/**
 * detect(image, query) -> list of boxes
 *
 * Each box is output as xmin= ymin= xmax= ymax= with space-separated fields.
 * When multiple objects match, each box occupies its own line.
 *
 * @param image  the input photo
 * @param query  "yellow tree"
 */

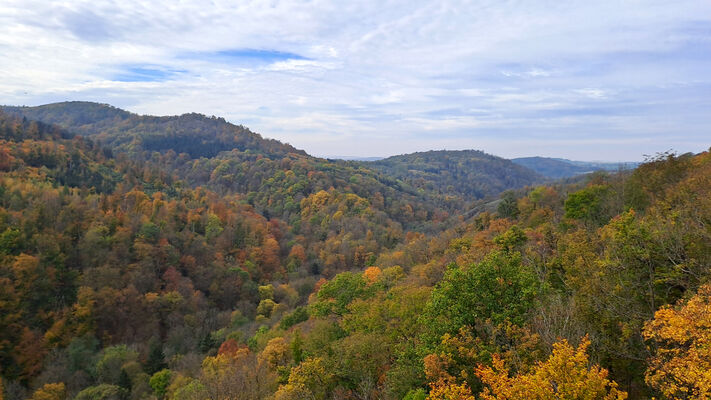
xmin=31 ymin=383 xmax=66 ymax=400
xmin=643 ymin=284 xmax=711 ymax=399
xmin=274 ymin=357 xmax=334 ymax=400
xmin=363 ymin=266 xmax=381 ymax=285
xmin=200 ymin=345 xmax=277 ymax=400
xmin=475 ymin=337 xmax=627 ymax=400
xmin=427 ymin=380 xmax=476 ymax=400
xmin=259 ymin=337 xmax=290 ymax=370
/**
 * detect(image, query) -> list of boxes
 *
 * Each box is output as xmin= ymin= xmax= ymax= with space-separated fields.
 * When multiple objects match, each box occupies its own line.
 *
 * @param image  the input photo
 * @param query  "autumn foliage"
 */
xmin=643 ymin=284 xmax=711 ymax=399
xmin=475 ymin=337 xmax=627 ymax=400
xmin=0 ymin=105 xmax=710 ymax=400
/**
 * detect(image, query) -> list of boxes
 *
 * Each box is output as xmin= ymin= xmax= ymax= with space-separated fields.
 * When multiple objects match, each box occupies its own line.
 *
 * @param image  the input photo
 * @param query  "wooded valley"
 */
xmin=0 ymin=102 xmax=709 ymax=399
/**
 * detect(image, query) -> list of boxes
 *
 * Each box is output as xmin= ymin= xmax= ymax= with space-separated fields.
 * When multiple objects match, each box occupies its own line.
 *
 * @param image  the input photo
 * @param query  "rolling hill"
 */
xmin=2 ymin=103 xmax=548 ymax=220
xmin=366 ymin=150 xmax=544 ymax=199
xmin=1 ymin=101 xmax=709 ymax=400
xmin=512 ymin=156 xmax=638 ymax=179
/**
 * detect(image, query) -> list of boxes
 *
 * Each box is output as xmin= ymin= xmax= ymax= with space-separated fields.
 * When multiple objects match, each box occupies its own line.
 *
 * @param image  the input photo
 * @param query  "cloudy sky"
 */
xmin=1 ymin=1 xmax=709 ymax=161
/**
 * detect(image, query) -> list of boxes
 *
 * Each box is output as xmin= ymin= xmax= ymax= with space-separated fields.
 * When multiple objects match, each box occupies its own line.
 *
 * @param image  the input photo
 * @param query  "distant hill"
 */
xmin=512 ymin=156 xmax=639 ymax=179
xmin=2 ymin=103 xmax=550 ymax=209
xmin=365 ymin=150 xmax=544 ymax=199
xmin=0 ymin=102 xmax=461 ymax=230
xmin=325 ymin=155 xmax=385 ymax=161
xmin=1 ymin=101 xmax=303 ymax=159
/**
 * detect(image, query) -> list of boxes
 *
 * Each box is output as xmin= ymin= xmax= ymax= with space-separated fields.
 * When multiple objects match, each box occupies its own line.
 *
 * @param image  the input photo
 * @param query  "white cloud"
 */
xmin=265 ymin=59 xmax=339 ymax=72
xmin=0 ymin=0 xmax=709 ymax=161
xmin=575 ymin=88 xmax=607 ymax=99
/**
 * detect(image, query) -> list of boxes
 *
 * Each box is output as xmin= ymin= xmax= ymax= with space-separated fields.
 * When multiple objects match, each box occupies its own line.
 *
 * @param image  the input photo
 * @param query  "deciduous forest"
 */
xmin=0 ymin=102 xmax=709 ymax=399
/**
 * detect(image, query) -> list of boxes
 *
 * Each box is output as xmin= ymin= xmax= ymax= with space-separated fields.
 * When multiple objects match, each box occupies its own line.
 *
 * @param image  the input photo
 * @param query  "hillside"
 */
xmin=225 ymin=148 xmax=711 ymax=399
xmin=0 ymin=109 xmax=433 ymax=393
xmin=1 ymin=103 xmax=549 ymax=228
xmin=3 ymin=106 xmax=707 ymax=399
xmin=0 ymin=103 xmax=454 ymax=228
xmin=512 ymin=156 xmax=638 ymax=179
xmin=1 ymin=102 xmax=303 ymax=159
xmin=3 ymin=103 xmax=705 ymax=400
xmin=366 ymin=150 xmax=543 ymax=199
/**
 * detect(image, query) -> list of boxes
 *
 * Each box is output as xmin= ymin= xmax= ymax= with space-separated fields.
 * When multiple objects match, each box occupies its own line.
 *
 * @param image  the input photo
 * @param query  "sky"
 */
xmin=1 ymin=1 xmax=710 ymax=161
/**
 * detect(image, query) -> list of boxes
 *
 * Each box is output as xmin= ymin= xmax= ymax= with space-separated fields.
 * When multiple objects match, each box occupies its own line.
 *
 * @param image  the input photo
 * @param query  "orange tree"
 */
xmin=475 ymin=337 xmax=627 ymax=400
xmin=643 ymin=284 xmax=711 ymax=399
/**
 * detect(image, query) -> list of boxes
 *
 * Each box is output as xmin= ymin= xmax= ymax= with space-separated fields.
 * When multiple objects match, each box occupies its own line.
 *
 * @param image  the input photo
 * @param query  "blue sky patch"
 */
xmin=216 ymin=49 xmax=307 ymax=61
xmin=182 ymin=49 xmax=309 ymax=65
xmin=113 ymin=67 xmax=184 ymax=82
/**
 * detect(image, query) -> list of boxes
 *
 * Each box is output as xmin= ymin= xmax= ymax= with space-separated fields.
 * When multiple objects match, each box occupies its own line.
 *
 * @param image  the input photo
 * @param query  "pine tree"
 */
xmin=144 ymin=340 xmax=166 ymax=375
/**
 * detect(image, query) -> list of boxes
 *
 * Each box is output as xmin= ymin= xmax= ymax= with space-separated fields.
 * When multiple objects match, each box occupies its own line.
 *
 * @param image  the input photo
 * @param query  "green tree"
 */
xmin=74 ymin=384 xmax=125 ymax=400
xmin=422 ymin=251 xmax=539 ymax=346
xmin=311 ymin=272 xmax=372 ymax=317
xmin=149 ymin=369 xmax=172 ymax=399
xmin=144 ymin=340 xmax=166 ymax=375
xmin=493 ymin=225 xmax=527 ymax=253
xmin=96 ymin=345 xmax=138 ymax=385
xmin=498 ymin=191 xmax=520 ymax=219
xmin=564 ymin=185 xmax=610 ymax=225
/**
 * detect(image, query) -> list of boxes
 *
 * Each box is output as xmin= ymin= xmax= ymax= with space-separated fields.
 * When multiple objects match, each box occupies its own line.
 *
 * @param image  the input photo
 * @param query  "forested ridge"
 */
xmin=1 ymin=102 xmax=500 ymax=226
xmin=511 ymin=157 xmax=639 ymax=179
xmin=1 ymin=102 xmax=302 ymax=159
xmin=362 ymin=150 xmax=543 ymax=198
xmin=0 ymin=103 xmax=710 ymax=400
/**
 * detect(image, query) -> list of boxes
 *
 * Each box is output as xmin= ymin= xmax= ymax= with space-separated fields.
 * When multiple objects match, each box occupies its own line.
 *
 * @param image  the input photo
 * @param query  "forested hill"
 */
xmin=0 ymin=103 xmax=550 ymax=225
xmin=0 ymin=103 xmax=451 ymax=228
xmin=2 ymin=102 xmax=711 ymax=399
xmin=1 ymin=102 xmax=304 ymax=159
xmin=512 ymin=156 xmax=639 ymax=179
xmin=365 ymin=150 xmax=543 ymax=198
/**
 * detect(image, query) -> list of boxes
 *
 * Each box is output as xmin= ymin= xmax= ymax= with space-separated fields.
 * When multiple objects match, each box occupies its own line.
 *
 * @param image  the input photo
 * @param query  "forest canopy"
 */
xmin=0 ymin=103 xmax=709 ymax=400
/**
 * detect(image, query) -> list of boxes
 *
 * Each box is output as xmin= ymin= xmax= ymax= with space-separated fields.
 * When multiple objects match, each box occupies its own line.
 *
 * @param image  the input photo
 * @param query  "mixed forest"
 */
xmin=0 ymin=102 xmax=709 ymax=400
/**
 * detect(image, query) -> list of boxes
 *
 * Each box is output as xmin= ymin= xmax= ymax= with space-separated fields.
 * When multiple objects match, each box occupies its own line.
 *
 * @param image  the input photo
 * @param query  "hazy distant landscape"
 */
xmin=1 ymin=2 xmax=710 ymax=400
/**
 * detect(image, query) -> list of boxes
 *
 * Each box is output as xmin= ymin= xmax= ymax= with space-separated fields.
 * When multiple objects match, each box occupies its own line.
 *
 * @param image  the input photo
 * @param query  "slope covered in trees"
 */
xmin=1 ymin=102 xmax=710 ymax=400
xmin=512 ymin=156 xmax=639 ymax=179
xmin=365 ymin=150 xmax=543 ymax=199
xmin=1 ymin=103 xmax=459 ymax=231
xmin=1 ymin=103 xmax=550 ymax=229
xmin=244 ymin=149 xmax=709 ymax=399
xmin=0 ymin=109 xmax=430 ymax=398
xmin=1 ymin=102 xmax=302 ymax=159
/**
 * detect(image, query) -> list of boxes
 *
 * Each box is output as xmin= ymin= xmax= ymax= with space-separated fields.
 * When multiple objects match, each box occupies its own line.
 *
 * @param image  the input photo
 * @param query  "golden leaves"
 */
xmin=643 ymin=284 xmax=711 ymax=399
xmin=475 ymin=337 xmax=627 ymax=400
